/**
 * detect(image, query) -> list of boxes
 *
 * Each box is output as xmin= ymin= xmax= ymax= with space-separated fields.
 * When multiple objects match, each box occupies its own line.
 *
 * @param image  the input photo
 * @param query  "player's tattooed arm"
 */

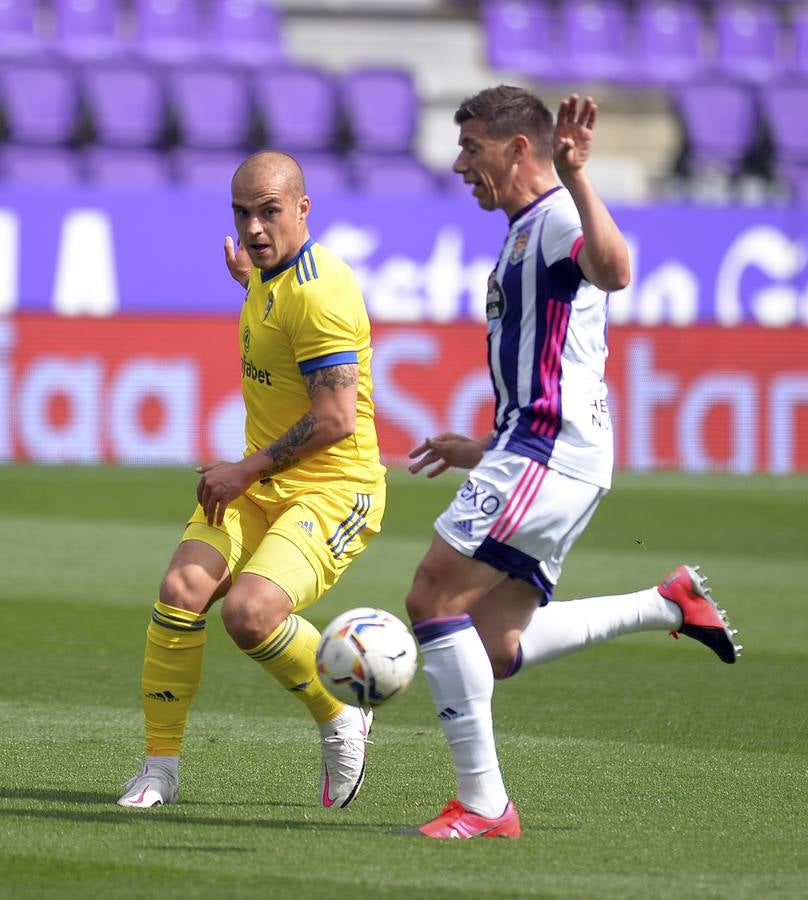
xmin=259 ymin=411 xmax=316 ymax=480
xmin=304 ymin=363 xmax=359 ymax=393
xmin=258 ymin=363 xmax=359 ymax=480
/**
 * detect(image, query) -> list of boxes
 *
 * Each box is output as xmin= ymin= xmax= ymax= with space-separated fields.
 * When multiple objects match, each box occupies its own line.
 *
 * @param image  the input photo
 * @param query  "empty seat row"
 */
xmin=0 ymin=0 xmax=285 ymax=68
xmin=0 ymin=61 xmax=420 ymax=157
xmin=484 ymin=0 xmax=808 ymax=86
xmin=674 ymin=80 xmax=808 ymax=200
xmin=0 ymin=144 xmax=442 ymax=194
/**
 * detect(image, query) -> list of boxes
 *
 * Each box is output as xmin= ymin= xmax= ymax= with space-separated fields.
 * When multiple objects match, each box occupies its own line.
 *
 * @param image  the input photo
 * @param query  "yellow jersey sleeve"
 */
xmin=281 ymin=259 xmax=365 ymax=370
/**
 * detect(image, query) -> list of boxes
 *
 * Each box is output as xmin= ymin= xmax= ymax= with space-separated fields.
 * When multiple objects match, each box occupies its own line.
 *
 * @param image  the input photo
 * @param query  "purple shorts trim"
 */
xmin=473 ymin=537 xmax=554 ymax=603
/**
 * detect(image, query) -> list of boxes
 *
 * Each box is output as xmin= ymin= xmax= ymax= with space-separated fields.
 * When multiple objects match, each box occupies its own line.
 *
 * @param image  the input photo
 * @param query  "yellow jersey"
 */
xmin=239 ymin=238 xmax=385 ymax=491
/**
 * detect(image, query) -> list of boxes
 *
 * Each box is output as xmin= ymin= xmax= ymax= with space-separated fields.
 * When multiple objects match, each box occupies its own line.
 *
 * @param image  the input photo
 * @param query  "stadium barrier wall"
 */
xmin=3 ymin=316 xmax=807 ymax=473
xmin=2 ymin=190 xmax=808 ymax=326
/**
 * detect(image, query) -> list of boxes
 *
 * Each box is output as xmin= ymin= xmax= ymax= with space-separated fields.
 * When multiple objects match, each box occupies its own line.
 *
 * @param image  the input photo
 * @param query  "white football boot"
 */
xmin=117 ymin=757 xmax=179 ymax=808
xmin=319 ymin=706 xmax=373 ymax=808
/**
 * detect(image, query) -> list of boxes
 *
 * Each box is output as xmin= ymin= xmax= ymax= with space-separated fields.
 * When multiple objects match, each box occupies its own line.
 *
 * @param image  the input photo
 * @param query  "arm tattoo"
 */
xmin=258 ymin=364 xmax=357 ymax=482
xmin=304 ymin=363 xmax=358 ymax=395
xmin=260 ymin=410 xmax=316 ymax=480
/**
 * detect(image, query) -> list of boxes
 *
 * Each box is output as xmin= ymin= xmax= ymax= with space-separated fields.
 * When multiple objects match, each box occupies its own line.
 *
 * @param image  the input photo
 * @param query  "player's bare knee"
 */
xmin=159 ymin=567 xmax=209 ymax=613
xmin=221 ymin=589 xmax=285 ymax=649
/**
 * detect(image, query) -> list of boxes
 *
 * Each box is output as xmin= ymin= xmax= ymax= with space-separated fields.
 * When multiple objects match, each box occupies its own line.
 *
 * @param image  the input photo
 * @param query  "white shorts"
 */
xmin=434 ymin=450 xmax=607 ymax=602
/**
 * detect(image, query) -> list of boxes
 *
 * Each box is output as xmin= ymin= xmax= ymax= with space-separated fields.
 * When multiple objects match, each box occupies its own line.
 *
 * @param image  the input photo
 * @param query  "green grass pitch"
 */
xmin=1 ymin=464 xmax=807 ymax=899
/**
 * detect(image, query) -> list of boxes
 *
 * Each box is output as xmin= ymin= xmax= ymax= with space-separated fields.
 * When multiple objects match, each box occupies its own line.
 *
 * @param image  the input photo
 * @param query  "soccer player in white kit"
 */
xmin=405 ymin=87 xmax=742 ymax=839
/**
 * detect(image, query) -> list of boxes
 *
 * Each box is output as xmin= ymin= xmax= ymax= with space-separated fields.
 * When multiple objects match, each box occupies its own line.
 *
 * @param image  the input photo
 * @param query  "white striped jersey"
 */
xmin=486 ymin=186 xmax=614 ymax=489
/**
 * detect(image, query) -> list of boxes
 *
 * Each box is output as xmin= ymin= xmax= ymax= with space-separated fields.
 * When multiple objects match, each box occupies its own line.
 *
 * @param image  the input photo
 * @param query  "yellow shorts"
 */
xmin=182 ymin=477 xmax=386 ymax=612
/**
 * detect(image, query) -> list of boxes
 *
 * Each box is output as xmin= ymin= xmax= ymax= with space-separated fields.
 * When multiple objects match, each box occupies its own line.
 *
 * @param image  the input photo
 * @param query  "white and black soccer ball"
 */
xmin=316 ymin=607 xmax=418 ymax=708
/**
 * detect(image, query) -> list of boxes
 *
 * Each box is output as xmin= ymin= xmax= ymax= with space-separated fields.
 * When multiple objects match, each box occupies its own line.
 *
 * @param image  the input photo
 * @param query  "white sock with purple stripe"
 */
xmin=515 ymin=587 xmax=681 ymax=670
xmin=413 ymin=614 xmax=509 ymax=819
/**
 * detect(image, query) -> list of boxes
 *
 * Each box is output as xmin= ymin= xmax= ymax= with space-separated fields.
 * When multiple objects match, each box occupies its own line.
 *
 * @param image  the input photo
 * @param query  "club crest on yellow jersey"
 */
xmin=263 ymin=291 xmax=274 ymax=321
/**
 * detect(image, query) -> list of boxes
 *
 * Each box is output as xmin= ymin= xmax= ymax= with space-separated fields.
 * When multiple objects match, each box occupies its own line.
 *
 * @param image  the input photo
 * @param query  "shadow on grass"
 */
xmin=0 ymin=787 xmax=398 ymax=830
xmin=0 ymin=787 xmax=307 ymax=809
xmin=0 ymin=788 xmax=582 ymax=836
xmin=0 ymin=806 xmax=399 ymax=830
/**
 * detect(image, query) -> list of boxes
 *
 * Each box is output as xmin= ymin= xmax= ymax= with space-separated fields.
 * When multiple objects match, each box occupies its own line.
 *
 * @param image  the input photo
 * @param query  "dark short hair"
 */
xmin=454 ymin=85 xmax=554 ymax=159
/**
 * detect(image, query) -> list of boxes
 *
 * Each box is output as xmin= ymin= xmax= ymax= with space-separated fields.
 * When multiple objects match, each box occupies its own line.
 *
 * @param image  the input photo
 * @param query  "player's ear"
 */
xmin=510 ymin=134 xmax=531 ymax=163
xmin=298 ymin=195 xmax=311 ymax=221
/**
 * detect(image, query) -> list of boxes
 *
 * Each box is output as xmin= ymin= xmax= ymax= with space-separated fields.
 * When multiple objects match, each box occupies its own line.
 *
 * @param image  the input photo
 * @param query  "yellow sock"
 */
xmin=245 ymin=614 xmax=343 ymax=724
xmin=141 ymin=600 xmax=206 ymax=756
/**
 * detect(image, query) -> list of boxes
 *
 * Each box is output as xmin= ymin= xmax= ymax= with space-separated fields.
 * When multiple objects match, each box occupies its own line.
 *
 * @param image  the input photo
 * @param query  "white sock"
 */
xmin=145 ymin=755 xmax=178 ymax=776
xmin=418 ymin=618 xmax=509 ymax=819
xmin=318 ymin=704 xmax=360 ymax=736
xmin=519 ymin=588 xmax=682 ymax=669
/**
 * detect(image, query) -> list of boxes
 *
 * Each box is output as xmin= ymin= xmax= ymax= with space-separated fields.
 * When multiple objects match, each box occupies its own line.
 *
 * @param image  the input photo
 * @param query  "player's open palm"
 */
xmin=553 ymin=94 xmax=597 ymax=179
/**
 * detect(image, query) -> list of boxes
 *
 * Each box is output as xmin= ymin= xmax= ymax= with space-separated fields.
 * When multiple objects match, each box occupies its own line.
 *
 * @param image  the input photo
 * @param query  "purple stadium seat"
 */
xmin=791 ymin=8 xmax=808 ymax=79
xmin=205 ymin=0 xmax=285 ymax=68
xmin=54 ymin=0 xmax=128 ymax=62
xmin=133 ymin=0 xmax=202 ymax=64
xmin=674 ymin=81 xmax=758 ymax=175
xmin=482 ymin=0 xmax=565 ymax=82
xmin=0 ymin=0 xmax=44 ymax=59
xmin=0 ymin=144 xmax=83 ymax=184
xmin=171 ymin=147 xmax=244 ymax=188
xmin=0 ymin=62 xmax=79 ymax=144
xmin=84 ymin=147 xmax=172 ymax=186
xmin=561 ymin=0 xmax=632 ymax=83
xmin=634 ymin=1 xmax=709 ymax=85
xmin=294 ymin=152 xmax=351 ymax=193
xmin=167 ymin=65 xmax=252 ymax=150
xmin=82 ymin=62 xmax=166 ymax=147
xmin=340 ymin=67 xmax=419 ymax=154
xmin=254 ymin=65 xmax=339 ymax=152
xmin=714 ymin=2 xmax=783 ymax=84
xmin=760 ymin=84 xmax=808 ymax=164
xmin=351 ymin=153 xmax=436 ymax=195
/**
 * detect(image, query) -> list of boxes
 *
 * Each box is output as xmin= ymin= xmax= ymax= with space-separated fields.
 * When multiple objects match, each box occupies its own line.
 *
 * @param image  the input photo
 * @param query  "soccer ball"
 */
xmin=316 ymin=607 xmax=418 ymax=708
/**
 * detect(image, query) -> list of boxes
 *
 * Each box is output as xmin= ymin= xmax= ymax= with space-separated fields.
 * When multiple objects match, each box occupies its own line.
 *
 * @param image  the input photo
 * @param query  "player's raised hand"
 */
xmin=553 ymin=94 xmax=597 ymax=179
xmin=224 ymin=235 xmax=251 ymax=288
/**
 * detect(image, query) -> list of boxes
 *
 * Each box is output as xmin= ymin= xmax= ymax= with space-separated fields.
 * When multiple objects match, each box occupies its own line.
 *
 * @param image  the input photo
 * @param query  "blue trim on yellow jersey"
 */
xmin=260 ymin=237 xmax=315 ymax=283
xmin=296 ymin=243 xmax=319 ymax=284
xmin=298 ymin=350 xmax=359 ymax=374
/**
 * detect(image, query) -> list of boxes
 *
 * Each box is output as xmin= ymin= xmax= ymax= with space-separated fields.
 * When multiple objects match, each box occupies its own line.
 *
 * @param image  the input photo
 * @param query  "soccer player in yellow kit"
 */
xmin=118 ymin=151 xmax=386 ymax=809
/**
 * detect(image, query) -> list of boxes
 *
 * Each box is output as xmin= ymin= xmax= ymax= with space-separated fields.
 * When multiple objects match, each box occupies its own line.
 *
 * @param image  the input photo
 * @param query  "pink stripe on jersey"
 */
xmin=542 ymin=301 xmax=570 ymax=436
xmin=490 ymin=460 xmax=545 ymax=543
xmin=570 ymin=235 xmax=585 ymax=263
xmin=497 ymin=463 xmax=547 ymax=544
xmin=532 ymin=298 xmax=570 ymax=437
xmin=532 ymin=300 xmax=557 ymax=433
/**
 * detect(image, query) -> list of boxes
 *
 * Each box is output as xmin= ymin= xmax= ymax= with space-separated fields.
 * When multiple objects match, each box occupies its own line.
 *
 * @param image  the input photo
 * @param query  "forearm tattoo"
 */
xmin=260 ymin=410 xmax=316 ymax=480
xmin=258 ymin=364 xmax=357 ymax=482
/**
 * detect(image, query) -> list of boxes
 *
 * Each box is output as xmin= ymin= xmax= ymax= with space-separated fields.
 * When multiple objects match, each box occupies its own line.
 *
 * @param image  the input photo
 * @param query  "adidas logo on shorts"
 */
xmin=453 ymin=519 xmax=474 ymax=536
xmin=297 ymin=520 xmax=314 ymax=536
